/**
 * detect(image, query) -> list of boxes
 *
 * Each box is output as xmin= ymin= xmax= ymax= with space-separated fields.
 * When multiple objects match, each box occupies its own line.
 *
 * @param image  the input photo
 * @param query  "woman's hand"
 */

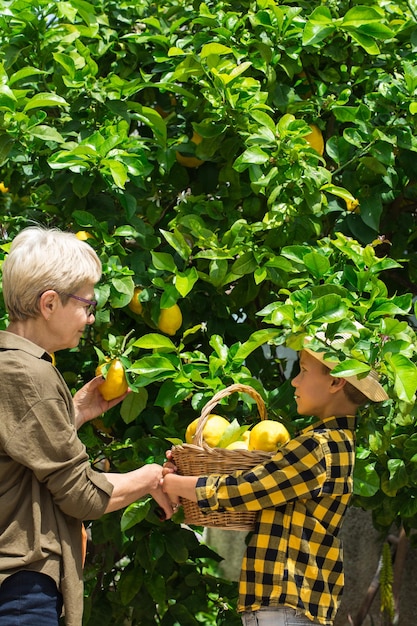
xmin=103 ymin=463 xmax=177 ymax=520
xmin=73 ymin=375 xmax=130 ymax=429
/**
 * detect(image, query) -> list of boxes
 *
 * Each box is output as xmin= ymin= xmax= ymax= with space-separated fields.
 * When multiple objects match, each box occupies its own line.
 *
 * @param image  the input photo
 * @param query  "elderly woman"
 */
xmin=0 ymin=226 xmax=173 ymax=626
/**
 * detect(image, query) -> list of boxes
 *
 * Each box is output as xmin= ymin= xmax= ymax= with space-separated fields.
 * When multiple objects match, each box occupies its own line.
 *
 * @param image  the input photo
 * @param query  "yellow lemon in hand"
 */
xmin=185 ymin=414 xmax=229 ymax=447
xmin=158 ymin=304 xmax=182 ymax=335
xmin=249 ymin=420 xmax=290 ymax=452
xmin=96 ymin=358 xmax=128 ymax=401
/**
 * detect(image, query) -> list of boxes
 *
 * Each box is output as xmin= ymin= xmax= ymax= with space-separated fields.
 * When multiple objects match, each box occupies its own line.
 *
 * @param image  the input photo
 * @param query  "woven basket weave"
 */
xmin=171 ymin=383 xmax=274 ymax=531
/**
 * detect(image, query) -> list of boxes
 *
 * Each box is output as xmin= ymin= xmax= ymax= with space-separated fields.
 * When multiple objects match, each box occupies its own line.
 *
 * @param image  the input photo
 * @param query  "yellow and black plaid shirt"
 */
xmin=195 ymin=415 xmax=357 ymax=625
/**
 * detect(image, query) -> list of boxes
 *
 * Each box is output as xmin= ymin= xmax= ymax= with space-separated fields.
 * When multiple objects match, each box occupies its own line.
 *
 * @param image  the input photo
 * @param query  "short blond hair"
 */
xmin=2 ymin=226 xmax=102 ymax=321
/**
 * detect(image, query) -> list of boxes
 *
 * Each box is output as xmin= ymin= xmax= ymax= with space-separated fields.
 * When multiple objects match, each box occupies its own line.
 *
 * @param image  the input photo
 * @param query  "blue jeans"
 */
xmin=241 ymin=607 xmax=319 ymax=625
xmin=0 ymin=570 xmax=63 ymax=626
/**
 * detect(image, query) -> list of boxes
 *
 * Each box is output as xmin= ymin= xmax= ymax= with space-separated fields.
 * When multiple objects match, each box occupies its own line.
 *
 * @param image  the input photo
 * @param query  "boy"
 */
xmin=161 ymin=338 xmax=388 ymax=626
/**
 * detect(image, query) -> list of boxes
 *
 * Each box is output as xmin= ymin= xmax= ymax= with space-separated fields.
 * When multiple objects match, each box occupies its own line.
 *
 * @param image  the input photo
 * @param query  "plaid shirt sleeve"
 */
xmin=195 ymin=416 xmax=356 ymax=625
xmin=196 ymin=434 xmax=328 ymax=513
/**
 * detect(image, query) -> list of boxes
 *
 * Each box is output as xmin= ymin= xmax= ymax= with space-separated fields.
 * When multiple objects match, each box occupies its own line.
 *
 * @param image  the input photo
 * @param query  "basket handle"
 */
xmin=193 ymin=383 xmax=267 ymax=446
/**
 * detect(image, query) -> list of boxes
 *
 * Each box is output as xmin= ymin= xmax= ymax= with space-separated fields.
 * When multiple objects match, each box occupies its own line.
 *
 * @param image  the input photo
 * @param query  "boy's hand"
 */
xmin=162 ymin=448 xmax=177 ymax=476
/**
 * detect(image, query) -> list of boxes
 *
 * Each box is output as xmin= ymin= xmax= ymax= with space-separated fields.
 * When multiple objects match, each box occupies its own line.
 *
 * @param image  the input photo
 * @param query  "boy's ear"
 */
xmin=330 ymin=377 xmax=347 ymax=393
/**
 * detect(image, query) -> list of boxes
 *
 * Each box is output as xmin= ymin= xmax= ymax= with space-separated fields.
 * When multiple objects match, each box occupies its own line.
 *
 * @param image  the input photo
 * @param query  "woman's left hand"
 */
xmin=73 ymin=375 xmax=130 ymax=429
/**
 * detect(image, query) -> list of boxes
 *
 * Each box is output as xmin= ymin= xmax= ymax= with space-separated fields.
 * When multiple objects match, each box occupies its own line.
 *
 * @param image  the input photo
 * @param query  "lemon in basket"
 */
xmin=185 ymin=414 xmax=230 ymax=447
xmin=248 ymin=420 xmax=290 ymax=452
xmin=225 ymin=439 xmax=249 ymax=450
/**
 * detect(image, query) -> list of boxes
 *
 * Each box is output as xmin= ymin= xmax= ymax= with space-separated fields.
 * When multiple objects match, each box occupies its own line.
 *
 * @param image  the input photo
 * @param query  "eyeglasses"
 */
xmin=66 ymin=294 xmax=97 ymax=317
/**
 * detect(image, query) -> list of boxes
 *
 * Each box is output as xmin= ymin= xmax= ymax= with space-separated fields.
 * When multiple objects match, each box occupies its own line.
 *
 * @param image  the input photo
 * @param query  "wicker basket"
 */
xmin=171 ymin=383 xmax=274 ymax=531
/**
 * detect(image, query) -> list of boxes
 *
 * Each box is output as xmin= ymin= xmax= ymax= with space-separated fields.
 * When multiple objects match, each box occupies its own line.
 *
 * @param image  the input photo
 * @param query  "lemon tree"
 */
xmin=1 ymin=0 xmax=417 ymax=623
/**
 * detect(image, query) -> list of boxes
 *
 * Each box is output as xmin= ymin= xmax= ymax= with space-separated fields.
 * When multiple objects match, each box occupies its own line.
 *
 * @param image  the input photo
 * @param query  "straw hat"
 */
xmin=303 ymin=327 xmax=389 ymax=403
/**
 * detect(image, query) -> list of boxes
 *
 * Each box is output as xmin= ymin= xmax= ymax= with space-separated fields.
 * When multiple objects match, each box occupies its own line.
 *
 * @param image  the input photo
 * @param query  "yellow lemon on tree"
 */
xmin=128 ymin=287 xmax=143 ymax=315
xmin=345 ymin=198 xmax=360 ymax=212
xmin=185 ymin=414 xmax=230 ymax=447
xmin=176 ymin=131 xmax=204 ymax=168
xmin=75 ymin=230 xmax=94 ymax=241
xmin=305 ymin=124 xmax=324 ymax=156
xmin=249 ymin=420 xmax=290 ymax=452
xmin=158 ymin=303 xmax=182 ymax=335
xmin=96 ymin=358 xmax=128 ymax=401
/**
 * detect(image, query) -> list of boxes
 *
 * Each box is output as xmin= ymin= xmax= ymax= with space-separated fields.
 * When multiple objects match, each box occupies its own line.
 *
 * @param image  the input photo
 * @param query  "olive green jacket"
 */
xmin=0 ymin=331 xmax=113 ymax=625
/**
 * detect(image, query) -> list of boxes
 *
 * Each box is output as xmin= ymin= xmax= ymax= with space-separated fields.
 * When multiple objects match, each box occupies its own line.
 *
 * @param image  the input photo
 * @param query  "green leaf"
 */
xmin=8 ymin=66 xmax=46 ymax=86
xmin=217 ymin=419 xmax=247 ymax=448
xmin=174 ymin=267 xmax=199 ymax=297
xmin=23 ymin=92 xmax=68 ymax=111
xmin=118 ymin=567 xmax=143 ymax=606
xmin=322 ymin=184 xmax=356 ymax=203
xmin=348 ymin=31 xmax=380 ymax=55
xmin=165 ymin=535 xmax=189 ymax=563
xmin=200 ymin=43 xmax=232 ymax=57
xmin=342 ymin=6 xmax=382 ymax=22
xmin=111 ymin=275 xmax=135 ymax=300
xmin=129 ymin=355 xmax=178 ymax=381
xmin=302 ymin=7 xmax=335 ymax=46
xmin=120 ymin=389 xmax=148 ymax=424
xmin=233 ymin=146 xmax=270 ymax=172
xmin=233 ymin=329 xmax=282 ymax=362
xmin=353 ymin=460 xmax=380 ymax=497
xmin=104 ymin=158 xmax=128 ymax=188
xmin=231 ymin=251 xmax=258 ymax=275
xmin=133 ymin=334 xmax=177 ymax=351
xmin=154 ymin=381 xmax=192 ymax=410
xmin=303 ymin=251 xmax=330 ymax=279
xmin=28 ymin=125 xmax=65 ymax=143
xmin=169 ymin=602 xmax=201 ymax=625
xmin=386 ymin=353 xmax=417 ymax=403
xmin=151 ymin=251 xmax=176 ymax=272
xmin=121 ymin=499 xmax=151 ymax=532
xmin=309 ymin=294 xmax=348 ymax=324
xmin=381 ymin=458 xmax=409 ymax=497
xmin=331 ymin=359 xmax=371 ymax=378
xmin=0 ymin=85 xmax=17 ymax=110
xmin=0 ymin=133 xmax=14 ymax=164
xmin=161 ymin=228 xmax=191 ymax=261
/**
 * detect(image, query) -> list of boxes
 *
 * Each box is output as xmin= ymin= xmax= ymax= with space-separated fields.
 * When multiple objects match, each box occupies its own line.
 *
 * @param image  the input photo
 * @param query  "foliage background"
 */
xmin=1 ymin=0 xmax=417 ymax=623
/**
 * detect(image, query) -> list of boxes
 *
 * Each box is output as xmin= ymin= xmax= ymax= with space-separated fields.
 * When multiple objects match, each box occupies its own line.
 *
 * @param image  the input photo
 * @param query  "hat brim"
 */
xmin=304 ymin=347 xmax=389 ymax=402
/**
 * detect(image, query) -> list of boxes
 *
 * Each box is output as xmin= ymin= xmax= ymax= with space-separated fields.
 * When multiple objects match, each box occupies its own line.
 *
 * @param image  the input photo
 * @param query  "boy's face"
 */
xmin=291 ymin=350 xmax=334 ymax=419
